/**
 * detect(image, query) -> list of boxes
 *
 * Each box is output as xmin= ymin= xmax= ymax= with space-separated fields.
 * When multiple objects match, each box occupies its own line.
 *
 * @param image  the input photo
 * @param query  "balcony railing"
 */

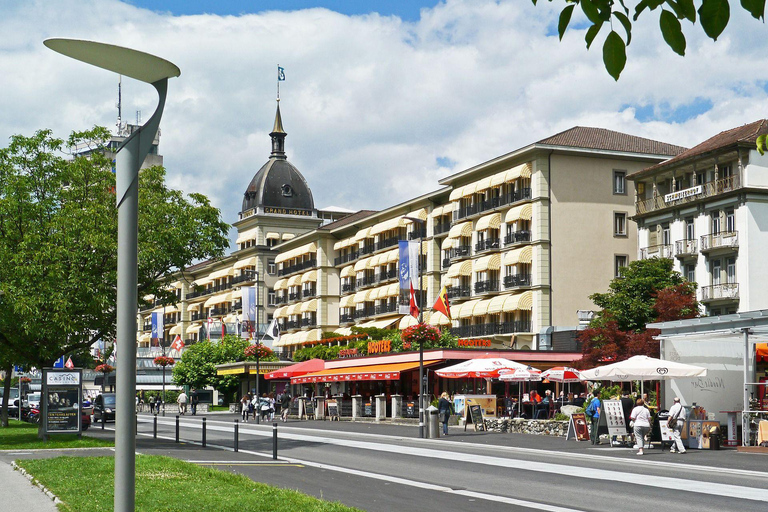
xmin=231 ymin=273 xmax=254 ymax=285
xmin=504 ymin=231 xmax=531 ymax=245
xmin=700 ymin=231 xmax=739 ymax=252
xmin=301 ymin=318 xmax=317 ymax=328
xmin=503 ymin=274 xmax=531 ymax=289
xmin=450 ymin=321 xmax=531 ymax=338
xmin=289 ymin=292 xmax=302 ymax=301
xmin=340 ymin=314 xmax=354 ymax=324
xmin=408 ymin=229 xmax=426 ymax=240
xmin=334 ymin=250 xmax=360 ymax=266
xmin=446 ymin=246 xmax=471 ymax=261
xmin=354 ymin=307 xmax=375 ymax=319
xmin=474 ymin=280 xmax=499 ymax=294
xmin=376 ymin=236 xmax=400 ymax=252
xmin=454 ymin=189 xmax=532 ymax=221
xmin=433 ymin=222 xmax=451 ymax=236
xmin=361 ymin=245 xmax=375 ymax=255
xmin=356 ymin=276 xmax=376 ymax=289
xmin=374 ymin=303 xmax=398 ymax=315
xmin=447 ymin=286 xmax=471 ymax=300
xmin=341 ymin=282 xmax=356 ymax=293
xmin=376 ymin=269 xmax=397 ymax=283
xmin=640 ymin=244 xmax=673 ymax=259
xmin=278 ymin=259 xmax=317 ymax=276
xmin=635 ymin=175 xmax=742 ymax=215
xmin=302 ymin=288 xmax=316 ymax=299
xmin=674 ymin=239 xmax=698 ymax=258
xmin=700 ymin=283 xmax=739 ymax=302
xmin=475 ymin=238 xmax=500 ymax=253
xmin=274 ymin=295 xmax=287 ymax=305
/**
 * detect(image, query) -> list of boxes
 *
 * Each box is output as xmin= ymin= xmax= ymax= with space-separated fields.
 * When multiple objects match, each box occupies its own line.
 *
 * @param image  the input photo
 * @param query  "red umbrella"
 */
xmin=435 ymin=357 xmax=528 ymax=379
xmin=540 ymin=366 xmax=586 ymax=383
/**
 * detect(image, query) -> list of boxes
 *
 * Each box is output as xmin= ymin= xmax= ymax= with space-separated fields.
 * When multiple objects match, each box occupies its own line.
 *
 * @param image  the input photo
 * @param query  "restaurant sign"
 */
xmin=458 ymin=339 xmax=492 ymax=348
xmin=339 ymin=348 xmax=358 ymax=358
xmin=664 ymin=185 xmax=702 ymax=203
xmin=367 ymin=340 xmax=392 ymax=354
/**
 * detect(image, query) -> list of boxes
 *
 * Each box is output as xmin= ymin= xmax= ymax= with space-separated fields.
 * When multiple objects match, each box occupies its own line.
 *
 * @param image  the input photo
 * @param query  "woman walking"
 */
xmin=438 ymin=392 xmax=454 ymax=436
xmin=629 ymin=398 xmax=652 ymax=456
xmin=241 ymin=394 xmax=250 ymax=422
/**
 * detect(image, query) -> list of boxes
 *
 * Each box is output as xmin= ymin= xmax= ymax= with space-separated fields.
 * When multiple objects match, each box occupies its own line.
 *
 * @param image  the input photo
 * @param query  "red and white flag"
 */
xmin=171 ymin=335 xmax=185 ymax=352
xmin=64 ymin=356 xmax=74 ymax=369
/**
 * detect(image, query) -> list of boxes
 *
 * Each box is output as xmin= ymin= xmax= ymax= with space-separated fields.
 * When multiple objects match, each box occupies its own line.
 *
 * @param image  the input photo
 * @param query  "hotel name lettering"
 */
xmin=367 ymin=340 xmax=392 ymax=354
xmin=264 ymin=207 xmax=313 ymax=216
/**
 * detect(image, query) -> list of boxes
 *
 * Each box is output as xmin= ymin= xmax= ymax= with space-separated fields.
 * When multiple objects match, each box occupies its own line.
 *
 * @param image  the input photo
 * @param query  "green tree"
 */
xmin=534 ymin=0 xmax=765 ymax=80
xmin=0 ymin=127 xmax=229 ymax=426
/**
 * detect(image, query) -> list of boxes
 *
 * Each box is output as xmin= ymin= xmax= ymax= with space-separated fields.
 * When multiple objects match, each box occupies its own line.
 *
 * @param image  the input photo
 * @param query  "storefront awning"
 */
xmin=265 ymin=358 xmax=325 ymax=380
xmin=291 ymin=360 xmax=443 ymax=384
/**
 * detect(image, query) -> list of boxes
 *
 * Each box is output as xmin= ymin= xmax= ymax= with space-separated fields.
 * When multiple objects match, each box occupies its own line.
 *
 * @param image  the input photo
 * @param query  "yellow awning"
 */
xmin=473 ymin=298 xmax=493 ymax=317
xmin=371 ymin=217 xmax=407 ymax=236
xmin=287 ymin=274 xmax=303 ymax=287
xmin=474 ymin=254 xmax=501 ymax=272
xmin=186 ymin=323 xmax=202 ymax=334
xmin=476 ymin=212 xmax=501 ymax=231
xmin=386 ymin=248 xmax=400 ymax=263
xmin=428 ymin=205 xmax=445 ymax=218
xmin=505 ymin=203 xmax=532 ymax=223
xmin=273 ymin=278 xmax=287 ymax=291
xmin=403 ymin=208 xmax=427 ymax=222
xmin=334 ymin=237 xmax=356 ymax=250
xmin=204 ymin=292 xmax=231 ymax=308
xmin=234 ymin=256 xmax=258 ymax=269
xmin=209 ymin=267 xmax=234 ymax=279
xmin=235 ymin=227 xmax=259 ymax=244
xmin=358 ymin=317 xmax=399 ymax=329
xmin=186 ymin=303 xmax=200 ymax=312
xmin=266 ymin=232 xmax=280 ymax=240
xmin=275 ymin=242 xmax=317 ymax=264
xmin=274 ymin=306 xmax=288 ymax=318
xmin=449 ymin=188 xmax=464 ymax=201
xmin=506 ymin=162 xmax=532 ymax=181
xmin=355 ymin=227 xmax=372 ymax=241
xmin=334 ymin=327 xmax=354 ymax=336
xmin=442 ymin=237 xmax=458 ymax=250
xmin=499 ymin=291 xmax=533 ymax=312
xmin=448 ymin=222 xmax=472 ymax=239
xmin=456 ymin=299 xmax=482 ymax=319
xmin=282 ymin=233 xmax=295 ymax=240
xmin=446 ymin=260 xmax=473 ymax=279
xmin=399 ymin=315 xmax=418 ymax=329
xmin=340 ymin=265 xmax=355 ymax=278
xmin=354 ymin=291 xmax=371 ymax=304
xmin=504 ymin=246 xmax=533 ymax=266
xmin=193 ymin=277 xmax=212 ymax=287
xmin=301 ymin=270 xmax=318 ymax=283
xmin=428 ymin=310 xmax=451 ymax=326
xmin=304 ymin=328 xmax=323 ymax=342
xmin=340 ymin=295 xmax=357 ymax=308
xmin=473 ymin=175 xmax=493 ymax=194
xmin=490 ymin=168 xmax=508 ymax=188
xmin=138 ymin=333 xmax=151 ymax=342
xmin=386 ymin=282 xmax=400 ymax=297
xmin=287 ymin=303 xmax=303 ymax=316
xmin=354 ymin=257 xmax=371 ymax=272
xmin=169 ymin=324 xmax=183 ymax=335
xmin=301 ymin=299 xmax=318 ymax=313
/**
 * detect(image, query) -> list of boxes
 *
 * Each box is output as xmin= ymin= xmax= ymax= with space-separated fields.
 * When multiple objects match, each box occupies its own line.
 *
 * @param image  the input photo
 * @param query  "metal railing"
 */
xmin=450 ymin=321 xmax=531 ymax=338
xmin=504 ymin=231 xmax=531 ymax=245
xmin=447 ymin=286 xmax=471 ymax=300
xmin=635 ymin=175 xmax=741 ymax=215
xmin=700 ymin=283 xmax=739 ymax=302
xmin=640 ymin=244 xmax=673 ymax=259
xmin=454 ymin=189 xmax=531 ymax=221
xmin=475 ymin=238 xmax=500 ymax=252
xmin=700 ymin=231 xmax=739 ymax=252
xmin=674 ymin=239 xmax=697 ymax=258
xmin=474 ymin=280 xmax=499 ymax=294
xmin=278 ymin=259 xmax=317 ymax=277
xmin=503 ymin=274 xmax=531 ymax=288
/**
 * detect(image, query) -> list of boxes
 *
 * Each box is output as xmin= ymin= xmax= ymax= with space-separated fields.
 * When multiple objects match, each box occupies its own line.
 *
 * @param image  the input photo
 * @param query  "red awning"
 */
xmin=292 ymin=360 xmax=442 ymax=384
xmin=265 ymin=358 xmax=325 ymax=380
xmin=757 ymin=343 xmax=768 ymax=363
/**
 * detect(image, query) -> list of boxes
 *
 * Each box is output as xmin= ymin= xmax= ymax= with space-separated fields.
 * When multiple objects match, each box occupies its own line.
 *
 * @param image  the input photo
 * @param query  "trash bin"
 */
xmin=426 ymin=405 xmax=440 ymax=439
xmin=708 ymin=425 xmax=721 ymax=450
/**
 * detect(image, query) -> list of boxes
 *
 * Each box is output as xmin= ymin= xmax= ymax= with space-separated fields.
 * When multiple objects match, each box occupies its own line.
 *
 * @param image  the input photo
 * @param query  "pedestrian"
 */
xmin=190 ymin=388 xmax=199 ymax=416
xmin=268 ymin=393 xmax=276 ymax=421
xmin=241 ymin=394 xmax=250 ymax=422
xmin=667 ymin=397 xmax=687 ymax=454
xmin=585 ymin=390 xmax=602 ymax=445
xmin=630 ymin=398 xmax=652 ymax=455
xmin=260 ymin=393 xmax=270 ymax=421
xmin=280 ymin=390 xmax=292 ymax=422
xmin=155 ymin=395 xmax=163 ymax=414
xmin=438 ymin=392 xmax=454 ymax=436
xmin=148 ymin=395 xmax=156 ymax=414
xmin=177 ymin=390 xmax=188 ymax=415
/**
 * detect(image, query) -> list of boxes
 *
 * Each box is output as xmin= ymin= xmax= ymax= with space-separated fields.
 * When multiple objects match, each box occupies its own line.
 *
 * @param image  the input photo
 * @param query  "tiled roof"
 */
xmin=538 ymin=126 xmax=687 ymax=157
xmin=636 ymin=119 xmax=768 ymax=176
xmin=185 ymin=258 xmax=216 ymax=273
xmin=319 ymin=210 xmax=379 ymax=231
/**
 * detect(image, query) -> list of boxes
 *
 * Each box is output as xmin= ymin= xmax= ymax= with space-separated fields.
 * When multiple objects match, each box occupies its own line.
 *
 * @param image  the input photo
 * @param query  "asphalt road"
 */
xmin=6 ymin=412 xmax=768 ymax=512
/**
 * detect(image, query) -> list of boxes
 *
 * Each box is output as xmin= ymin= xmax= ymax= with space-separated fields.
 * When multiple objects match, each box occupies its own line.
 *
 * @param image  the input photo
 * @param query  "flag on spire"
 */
xmin=432 ymin=286 xmax=451 ymax=320
xmin=278 ymin=66 xmax=285 ymax=81
xmin=64 ymin=356 xmax=74 ymax=369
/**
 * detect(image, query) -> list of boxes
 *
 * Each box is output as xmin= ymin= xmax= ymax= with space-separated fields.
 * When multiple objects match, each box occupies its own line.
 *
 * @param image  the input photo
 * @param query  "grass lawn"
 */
xmin=17 ymin=455 xmax=361 ymax=512
xmin=0 ymin=420 xmax=114 ymax=450
xmin=208 ymin=405 xmax=230 ymax=412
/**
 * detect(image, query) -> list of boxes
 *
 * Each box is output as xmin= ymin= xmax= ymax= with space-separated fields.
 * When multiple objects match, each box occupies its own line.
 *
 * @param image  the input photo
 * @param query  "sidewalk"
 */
xmin=0 ymin=459 xmax=59 ymax=512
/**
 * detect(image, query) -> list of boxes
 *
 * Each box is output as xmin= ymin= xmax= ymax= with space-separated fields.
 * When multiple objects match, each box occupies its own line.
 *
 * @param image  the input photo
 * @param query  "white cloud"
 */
xmin=2 ymin=0 xmax=768 ymax=248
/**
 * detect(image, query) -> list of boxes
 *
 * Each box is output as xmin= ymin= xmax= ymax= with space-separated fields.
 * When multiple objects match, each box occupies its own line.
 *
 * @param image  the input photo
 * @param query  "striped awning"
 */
xmin=506 ymin=162 xmax=532 ymax=181
xmin=428 ymin=310 xmax=451 ymax=326
xmin=169 ymin=324 xmax=183 ymax=335
xmin=474 ymin=254 xmax=501 ymax=272
xmin=274 ymin=306 xmax=288 ymax=318
xmin=446 ymin=260 xmax=473 ymax=279
xmin=266 ymin=232 xmax=281 ymax=240
xmin=476 ymin=212 xmax=501 ymax=231
xmin=301 ymin=270 xmax=318 ymax=283
xmin=505 ymin=203 xmax=532 ymax=223
xmin=204 ymin=292 xmax=231 ymax=308
xmin=209 ymin=267 xmax=234 ymax=279
xmin=354 ymin=291 xmax=372 ymax=304
xmin=235 ymin=227 xmax=259 ymax=244
xmin=275 ymin=242 xmax=317 ymax=264
xmin=370 ymin=217 xmax=407 ymax=236
xmin=273 ymin=278 xmax=287 ymax=291
xmin=354 ymin=257 xmax=371 ymax=272
xmin=429 ymin=205 xmax=445 ymax=218
xmin=287 ymin=274 xmax=303 ymax=287
xmin=456 ymin=299 xmax=482 ymax=319
xmin=355 ymin=227 xmax=373 ymax=241
xmin=403 ymin=208 xmax=427 ymax=222
xmin=399 ymin=315 xmax=419 ymax=329
xmin=234 ymin=256 xmax=258 ymax=269
xmin=504 ymin=246 xmax=533 ymax=266
xmin=488 ymin=291 xmax=533 ymax=313
xmin=448 ymin=222 xmax=472 ymax=239
xmin=340 ymin=265 xmax=355 ymax=278
xmin=282 ymin=233 xmax=295 ymax=240
xmin=334 ymin=238 xmax=356 ymax=250
xmin=186 ymin=323 xmax=202 ymax=334
xmin=301 ymin=299 xmax=318 ymax=313
xmin=340 ymin=295 xmax=356 ymax=308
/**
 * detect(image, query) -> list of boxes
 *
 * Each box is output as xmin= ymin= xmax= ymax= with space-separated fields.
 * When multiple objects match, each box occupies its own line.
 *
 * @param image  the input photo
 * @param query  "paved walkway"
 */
xmin=0 ymin=458 xmax=59 ymax=512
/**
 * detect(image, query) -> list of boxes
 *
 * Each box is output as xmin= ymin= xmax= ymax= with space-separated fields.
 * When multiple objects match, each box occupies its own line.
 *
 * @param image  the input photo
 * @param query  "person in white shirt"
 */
xmin=630 ymin=398 xmax=652 ymax=456
xmin=177 ymin=391 xmax=188 ymax=415
xmin=667 ymin=397 xmax=687 ymax=454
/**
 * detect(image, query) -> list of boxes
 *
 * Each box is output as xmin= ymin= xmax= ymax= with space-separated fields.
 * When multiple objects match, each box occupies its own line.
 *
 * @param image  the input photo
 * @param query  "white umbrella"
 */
xmin=540 ymin=366 xmax=587 ymax=398
xmin=498 ymin=367 xmax=541 ymax=417
xmin=581 ymin=355 xmax=707 ymax=398
xmin=435 ymin=357 xmax=529 ymax=379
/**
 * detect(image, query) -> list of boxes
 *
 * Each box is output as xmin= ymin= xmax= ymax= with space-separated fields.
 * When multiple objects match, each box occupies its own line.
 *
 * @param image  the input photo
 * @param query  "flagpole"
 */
xmin=277 ymin=63 xmax=280 ymax=101
xmin=162 ymin=305 xmax=166 ymax=417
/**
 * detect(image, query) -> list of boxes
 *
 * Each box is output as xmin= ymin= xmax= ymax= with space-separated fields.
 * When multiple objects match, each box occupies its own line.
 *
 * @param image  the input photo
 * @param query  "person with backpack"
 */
xmin=585 ymin=390 xmax=602 ymax=445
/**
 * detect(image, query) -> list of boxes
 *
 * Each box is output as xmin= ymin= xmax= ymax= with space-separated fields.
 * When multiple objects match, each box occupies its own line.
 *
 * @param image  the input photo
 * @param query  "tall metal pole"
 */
xmin=418 ymin=232 xmax=425 ymax=438
xmin=162 ymin=305 xmax=166 ymax=416
xmin=255 ymin=271 xmax=260 ymax=424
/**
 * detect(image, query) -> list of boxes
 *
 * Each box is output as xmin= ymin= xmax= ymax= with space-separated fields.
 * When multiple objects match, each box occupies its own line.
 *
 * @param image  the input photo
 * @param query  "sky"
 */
xmin=2 ymin=1 xmax=768 ymax=250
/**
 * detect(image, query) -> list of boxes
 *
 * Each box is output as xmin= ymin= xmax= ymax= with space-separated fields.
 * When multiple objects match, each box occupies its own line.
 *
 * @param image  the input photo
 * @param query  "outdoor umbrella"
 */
xmin=580 ymin=355 xmax=707 ymax=397
xmin=540 ymin=366 xmax=588 ymax=397
xmin=498 ymin=367 xmax=542 ymax=417
xmin=435 ymin=357 xmax=529 ymax=379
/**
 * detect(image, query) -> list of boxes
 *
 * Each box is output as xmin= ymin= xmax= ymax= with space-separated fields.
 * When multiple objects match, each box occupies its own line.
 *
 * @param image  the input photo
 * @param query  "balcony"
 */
xmin=450 ymin=320 xmax=531 ymax=338
xmin=342 ymin=282 xmax=356 ymax=293
xmin=700 ymin=283 xmax=739 ymax=303
xmin=340 ymin=314 xmax=354 ymax=324
xmin=301 ymin=318 xmax=317 ymax=328
xmin=376 ymin=236 xmax=400 ymax=252
xmin=453 ymin=189 xmax=532 ymax=222
xmin=640 ymin=244 xmax=673 ymax=260
xmin=302 ymin=288 xmax=316 ymax=299
xmin=408 ymin=229 xmax=426 ymax=240
xmin=447 ymin=246 xmax=471 ymax=261
xmin=374 ymin=303 xmax=398 ymax=316
xmin=274 ymin=295 xmax=287 ymax=305
xmin=376 ymin=269 xmax=398 ymax=283
xmin=231 ymin=273 xmax=254 ymax=285
xmin=700 ymin=231 xmax=738 ymax=253
xmin=635 ymin=175 xmax=742 ymax=215
xmin=334 ymin=250 xmax=360 ymax=266
xmin=474 ymin=280 xmax=499 ymax=295
xmin=142 ymin=322 xmax=152 ymax=332
xmin=354 ymin=307 xmax=375 ymax=319
xmin=674 ymin=239 xmax=698 ymax=259
xmin=504 ymin=231 xmax=531 ymax=246
xmin=504 ymin=274 xmax=531 ymax=289
xmin=289 ymin=292 xmax=302 ymax=301
xmin=356 ymin=276 xmax=376 ymax=289
xmin=447 ymin=286 xmax=471 ymax=300
xmin=278 ymin=259 xmax=317 ymax=277
xmin=475 ymin=238 xmax=500 ymax=253
xmin=286 ymin=320 xmax=300 ymax=330
xmin=209 ymin=306 xmax=230 ymax=317
xmin=360 ymin=245 xmax=375 ymax=255
xmin=433 ymin=222 xmax=450 ymax=236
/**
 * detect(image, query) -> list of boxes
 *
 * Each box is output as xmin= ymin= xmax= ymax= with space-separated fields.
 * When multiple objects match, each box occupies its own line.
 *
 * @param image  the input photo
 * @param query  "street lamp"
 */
xmin=404 ymin=216 xmax=426 ymax=438
xmin=45 ymin=38 xmax=180 ymax=512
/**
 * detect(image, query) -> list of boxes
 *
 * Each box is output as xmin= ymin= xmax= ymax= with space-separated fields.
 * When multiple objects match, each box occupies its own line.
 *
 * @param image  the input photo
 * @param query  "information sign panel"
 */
xmin=602 ymin=400 xmax=628 ymax=439
xmin=42 ymin=368 xmax=82 ymax=438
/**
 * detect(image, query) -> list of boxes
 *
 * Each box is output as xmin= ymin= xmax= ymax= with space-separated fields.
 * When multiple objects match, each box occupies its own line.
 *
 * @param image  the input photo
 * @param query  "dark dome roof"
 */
xmin=242 ymin=158 xmax=314 ymax=212
xmin=241 ymin=103 xmax=315 ymax=212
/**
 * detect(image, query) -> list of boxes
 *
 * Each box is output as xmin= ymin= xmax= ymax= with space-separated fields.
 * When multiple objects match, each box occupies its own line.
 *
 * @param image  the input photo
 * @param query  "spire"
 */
xmin=270 ymin=100 xmax=286 ymax=158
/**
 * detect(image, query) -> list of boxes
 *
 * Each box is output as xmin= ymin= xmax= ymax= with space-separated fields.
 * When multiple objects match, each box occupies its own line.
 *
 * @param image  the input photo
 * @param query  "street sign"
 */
xmin=52 ymin=356 xmax=65 ymax=369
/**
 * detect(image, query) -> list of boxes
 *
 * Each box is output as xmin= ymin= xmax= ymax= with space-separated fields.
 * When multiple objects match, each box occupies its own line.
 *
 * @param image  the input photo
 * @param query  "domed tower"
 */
xmin=241 ymin=101 xmax=315 ymax=215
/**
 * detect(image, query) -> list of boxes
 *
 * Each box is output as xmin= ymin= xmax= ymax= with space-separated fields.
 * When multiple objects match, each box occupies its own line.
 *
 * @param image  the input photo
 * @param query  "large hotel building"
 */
xmin=138 ymin=103 xmax=689 ymax=360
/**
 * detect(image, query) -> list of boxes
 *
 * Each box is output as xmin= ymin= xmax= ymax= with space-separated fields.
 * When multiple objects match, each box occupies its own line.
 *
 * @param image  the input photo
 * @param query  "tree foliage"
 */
xmin=534 ymin=0 xmax=765 ymax=79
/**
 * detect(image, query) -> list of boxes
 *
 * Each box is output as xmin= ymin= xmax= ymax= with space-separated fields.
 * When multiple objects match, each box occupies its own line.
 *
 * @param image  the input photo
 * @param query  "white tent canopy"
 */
xmin=581 ymin=355 xmax=707 ymax=381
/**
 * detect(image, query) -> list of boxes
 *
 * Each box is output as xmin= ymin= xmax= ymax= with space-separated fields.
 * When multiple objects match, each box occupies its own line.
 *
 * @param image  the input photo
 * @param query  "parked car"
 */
xmin=93 ymin=393 xmax=116 ymax=423
xmin=24 ymin=392 xmax=41 ymax=410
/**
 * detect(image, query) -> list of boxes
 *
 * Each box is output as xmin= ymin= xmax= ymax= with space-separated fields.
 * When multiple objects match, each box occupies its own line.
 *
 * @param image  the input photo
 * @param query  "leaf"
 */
xmin=676 ymin=0 xmax=697 ymax=21
xmin=757 ymin=134 xmax=767 ymax=155
xmin=698 ymin=0 xmax=730 ymax=40
xmin=585 ymin=21 xmax=604 ymax=49
xmin=603 ymin=30 xmax=627 ymax=80
xmin=660 ymin=9 xmax=687 ymax=55
xmin=741 ymin=0 xmax=766 ymax=20
xmin=613 ymin=10 xmax=633 ymax=46
xmin=634 ymin=0 xmax=666 ymax=20
xmin=581 ymin=0 xmax=602 ymax=23
xmin=559 ymin=4 xmax=576 ymax=40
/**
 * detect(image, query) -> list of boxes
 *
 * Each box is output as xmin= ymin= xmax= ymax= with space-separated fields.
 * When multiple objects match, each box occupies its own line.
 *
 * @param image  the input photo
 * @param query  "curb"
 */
xmin=10 ymin=461 xmax=62 ymax=506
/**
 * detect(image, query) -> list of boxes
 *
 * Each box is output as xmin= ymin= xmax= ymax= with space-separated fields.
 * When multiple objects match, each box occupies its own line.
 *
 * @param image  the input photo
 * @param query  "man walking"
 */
xmin=190 ymin=388 xmax=199 ymax=416
xmin=177 ymin=390 xmax=188 ymax=415
xmin=280 ymin=390 xmax=292 ymax=422
xmin=585 ymin=390 xmax=602 ymax=445
xmin=668 ymin=397 xmax=687 ymax=454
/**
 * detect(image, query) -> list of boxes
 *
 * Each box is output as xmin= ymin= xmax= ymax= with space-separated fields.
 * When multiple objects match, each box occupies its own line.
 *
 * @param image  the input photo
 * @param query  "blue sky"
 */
xmin=124 ymin=1 xmax=437 ymax=21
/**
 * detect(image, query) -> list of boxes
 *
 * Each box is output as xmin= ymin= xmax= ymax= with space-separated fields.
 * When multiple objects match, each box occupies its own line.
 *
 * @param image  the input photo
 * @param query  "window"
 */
xmin=268 ymin=259 xmax=276 ymax=275
xmin=614 ymin=212 xmax=627 ymax=237
xmin=726 ymin=210 xmax=735 ymax=233
xmin=686 ymin=218 xmax=695 ymax=241
xmin=267 ymin=238 xmax=277 ymax=248
xmin=614 ymin=255 xmax=628 ymax=277
xmin=613 ymin=170 xmax=626 ymax=195
xmin=726 ymin=257 xmax=736 ymax=283
xmin=711 ymin=211 xmax=721 ymax=235
xmin=662 ymin=224 xmax=671 ymax=246
xmin=711 ymin=259 xmax=721 ymax=286
xmin=268 ymin=289 xmax=276 ymax=306
xmin=685 ymin=264 xmax=695 ymax=283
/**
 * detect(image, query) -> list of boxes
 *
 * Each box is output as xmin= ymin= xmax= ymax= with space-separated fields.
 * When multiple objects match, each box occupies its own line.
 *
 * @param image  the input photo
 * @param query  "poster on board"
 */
xmin=602 ymin=400 xmax=628 ymax=439
xmin=464 ymin=404 xmax=486 ymax=431
xmin=566 ymin=413 xmax=590 ymax=441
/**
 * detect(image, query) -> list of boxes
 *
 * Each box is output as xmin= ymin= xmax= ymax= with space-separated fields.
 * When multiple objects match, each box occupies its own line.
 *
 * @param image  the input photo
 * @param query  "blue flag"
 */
xmin=278 ymin=66 xmax=285 ymax=81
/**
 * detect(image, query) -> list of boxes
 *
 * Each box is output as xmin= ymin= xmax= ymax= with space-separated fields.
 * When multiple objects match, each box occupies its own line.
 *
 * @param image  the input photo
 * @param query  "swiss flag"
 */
xmin=171 ymin=335 xmax=185 ymax=352
xmin=64 ymin=356 xmax=74 ymax=369
xmin=409 ymin=282 xmax=419 ymax=319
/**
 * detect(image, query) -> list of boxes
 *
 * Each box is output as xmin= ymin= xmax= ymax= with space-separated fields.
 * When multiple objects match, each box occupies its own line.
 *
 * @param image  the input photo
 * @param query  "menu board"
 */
xmin=464 ymin=404 xmax=486 ymax=431
xmin=602 ymin=400 xmax=628 ymax=438
xmin=327 ymin=399 xmax=339 ymax=420
xmin=567 ymin=413 xmax=590 ymax=441
xmin=405 ymin=401 xmax=416 ymax=418
xmin=658 ymin=417 xmax=674 ymax=442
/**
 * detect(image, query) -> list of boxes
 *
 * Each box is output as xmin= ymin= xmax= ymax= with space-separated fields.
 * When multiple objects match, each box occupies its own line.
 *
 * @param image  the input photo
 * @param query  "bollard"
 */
xmin=234 ymin=419 xmax=239 ymax=452
xmin=202 ymin=417 xmax=207 ymax=448
xmin=102 ymin=410 xmax=105 ymax=430
xmin=273 ymin=422 xmax=278 ymax=460
xmin=153 ymin=415 xmax=157 ymax=439
xmin=135 ymin=416 xmax=138 ymax=435
xmin=175 ymin=415 xmax=180 ymax=443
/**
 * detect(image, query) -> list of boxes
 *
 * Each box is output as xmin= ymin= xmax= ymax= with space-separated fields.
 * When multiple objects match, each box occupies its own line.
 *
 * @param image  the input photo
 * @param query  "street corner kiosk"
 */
xmin=42 ymin=367 xmax=84 ymax=440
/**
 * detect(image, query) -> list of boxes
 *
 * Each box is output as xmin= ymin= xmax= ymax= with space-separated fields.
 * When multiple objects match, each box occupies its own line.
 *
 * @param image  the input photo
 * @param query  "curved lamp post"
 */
xmin=44 ymin=38 xmax=180 ymax=512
